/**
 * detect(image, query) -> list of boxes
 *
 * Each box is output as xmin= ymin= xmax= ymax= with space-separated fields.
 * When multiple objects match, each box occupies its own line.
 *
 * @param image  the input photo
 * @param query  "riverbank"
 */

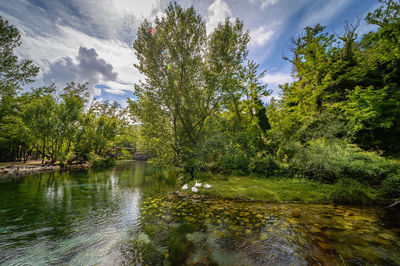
xmin=182 ymin=175 xmax=383 ymax=205
xmin=0 ymin=161 xmax=90 ymax=178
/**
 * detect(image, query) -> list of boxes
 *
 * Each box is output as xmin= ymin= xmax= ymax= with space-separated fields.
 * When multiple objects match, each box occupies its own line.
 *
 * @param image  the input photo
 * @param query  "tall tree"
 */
xmin=0 ymin=17 xmax=39 ymax=161
xmin=130 ymin=3 xmax=249 ymax=166
xmin=0 ymin=17 xmax=39 ymax=106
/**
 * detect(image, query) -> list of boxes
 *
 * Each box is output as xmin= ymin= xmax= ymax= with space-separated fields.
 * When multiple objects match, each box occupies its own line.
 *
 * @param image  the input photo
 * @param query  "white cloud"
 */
xmin=94 ymin=87 xmax=102 ymax=96
xmin=301 ymin=0 xmax=352 ymax=28
xmin=69 ymin=0 xmax=160 ymax=40
xmin=15 ymin=23 xmax=142 ymax=95
xmin=261 ymin=0 xmax=278 ymax=9
xmin=250 ymin=26 xmax=274 ymax=46
xmin=262 ymin=71 xmax=293 ymax=87
xmin=103 ymin=81 xmax=134 ymax=94
xmin=247 ymin=0 xmax=278 ymax=10
xmin=206 ymin=0 xmax=232 ymax=32
xmin=261 ymin=94 xmax=282 ymax=103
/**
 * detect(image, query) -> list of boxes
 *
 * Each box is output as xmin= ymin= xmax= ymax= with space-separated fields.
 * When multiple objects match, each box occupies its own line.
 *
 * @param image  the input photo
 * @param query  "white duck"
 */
xmin=194 ymin=180 xmax=202 ymax=187
xmin=182 ymin=184 xmax=188 ymax=190
xmin=191 ymin=187 xmax=198 ymax=193
xmin=204 ymin=183 xmax=212 ymax=189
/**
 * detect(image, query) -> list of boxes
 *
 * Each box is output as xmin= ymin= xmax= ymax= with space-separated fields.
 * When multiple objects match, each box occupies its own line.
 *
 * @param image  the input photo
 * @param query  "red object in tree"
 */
xmin=149 ymin=28 xmax=156 ymax=34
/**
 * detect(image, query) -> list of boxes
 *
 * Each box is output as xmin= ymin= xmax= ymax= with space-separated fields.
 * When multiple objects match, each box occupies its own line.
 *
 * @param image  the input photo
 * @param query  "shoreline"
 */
xmin=0 ymin=163 xmax=90 ymax=178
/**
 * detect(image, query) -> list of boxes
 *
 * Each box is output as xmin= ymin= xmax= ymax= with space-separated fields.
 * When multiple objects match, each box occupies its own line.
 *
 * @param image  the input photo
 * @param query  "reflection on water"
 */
xmin=0 ymin=161 xmax=160 ymax=265
xmin=0 ymin=161 xmax=399 ymax=265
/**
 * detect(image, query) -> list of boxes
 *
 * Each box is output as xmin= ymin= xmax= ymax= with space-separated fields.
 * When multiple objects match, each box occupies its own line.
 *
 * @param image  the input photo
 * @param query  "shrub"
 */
xmin=183 ymin=159 xmax=204 ymax=178
xmin=276 ymin=141 xmax=303 ymax=163
xmin=203 ymin=161 xmax=221 ymax=173
xmin=91 ymin=156 xmax=116 ymax=169
xmin=221 ymin=143 xmax=251 ymax=175
xmin=118 ymin=149 xmax=132 ymax=159
xmin=249 ymin=155 xmax=280 ymax=176
xmin=381 ymin=175 xmax=400 ymax=199
xmin=288 ymin=138 xmax=399 ymax=184
xmin=330 ymin=179 xmax=373 ymax=205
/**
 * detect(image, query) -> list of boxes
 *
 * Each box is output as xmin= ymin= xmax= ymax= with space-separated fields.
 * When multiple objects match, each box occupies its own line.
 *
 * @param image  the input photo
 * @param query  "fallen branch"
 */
xmin=386 ymin=200 xmax=400 ymax=208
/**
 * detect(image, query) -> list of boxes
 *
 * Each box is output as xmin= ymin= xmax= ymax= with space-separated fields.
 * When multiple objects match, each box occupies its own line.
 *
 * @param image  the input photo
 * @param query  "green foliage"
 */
xmin=289 ymin=138 xmax=399 ymax=184
xmin=269 ymin=0 xmax=400 ymax=153
xmin=381 ymin=175 xmax=400 ymax=199
xmin=119 ymin=149 xmax=132 ymax=159
xmin=0 ymin=17 xmax=39 ymax=161
xmin=0 ymin=17 xmax=136 ymax=165
xmin=0 ymin=17 xmax=39 ymax=99
xmin=91 ymin=156 xmax=116 ymax=169
xmin=329 ymin=179 xmax=374 ymax=205
xmin=130 ymin=2 xmax=252 ymax=168
xmin=248 ymin=154 xmax=280 ymax=176
xmin=220 ymin=142 xmax=251 ymax=175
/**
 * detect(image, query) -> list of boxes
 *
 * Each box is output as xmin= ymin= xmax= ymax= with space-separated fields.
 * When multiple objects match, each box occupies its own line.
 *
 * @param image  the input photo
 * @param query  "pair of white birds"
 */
xmin=181 ymin=180 xmax=212 ymax=192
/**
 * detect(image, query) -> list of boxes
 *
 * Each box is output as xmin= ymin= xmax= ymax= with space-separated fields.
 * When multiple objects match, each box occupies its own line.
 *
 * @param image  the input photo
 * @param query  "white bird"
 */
xmin=191 ymin=187 xmax=198 ymax=193
xmin=194 ymin=180 xmax=202 ymax=187
xmin=182 ymin=184 xmax=188 ymax=190
xmin=204 ymin=183 xmax=212 ymax=189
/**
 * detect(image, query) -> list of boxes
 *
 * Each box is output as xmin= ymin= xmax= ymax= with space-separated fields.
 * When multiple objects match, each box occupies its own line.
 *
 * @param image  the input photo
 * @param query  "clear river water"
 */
xmin=0 ymin=161 xmax=399 ymax=265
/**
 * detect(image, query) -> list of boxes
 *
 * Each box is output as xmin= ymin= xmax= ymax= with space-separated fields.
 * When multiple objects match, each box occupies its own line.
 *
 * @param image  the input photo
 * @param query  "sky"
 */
xmin=0 ymin=0 xmax=379 ymax=106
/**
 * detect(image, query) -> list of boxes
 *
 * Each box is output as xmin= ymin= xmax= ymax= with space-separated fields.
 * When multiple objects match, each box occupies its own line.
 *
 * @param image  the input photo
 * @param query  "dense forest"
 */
xmin=0 ymin=0 xmax=399 ymax=202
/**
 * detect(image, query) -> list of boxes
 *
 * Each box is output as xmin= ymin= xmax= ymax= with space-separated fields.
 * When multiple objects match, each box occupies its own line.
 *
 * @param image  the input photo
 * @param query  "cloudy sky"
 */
xmin=0 ymin=0 xmax=379 ymax=106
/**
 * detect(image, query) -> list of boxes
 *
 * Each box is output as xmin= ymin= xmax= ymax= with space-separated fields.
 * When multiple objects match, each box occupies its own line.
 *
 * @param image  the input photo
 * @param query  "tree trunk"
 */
xmin=10 ymin=145 xmax=14 ymax=162
xmin=42 ymin=138 xmax=46 ymax=164
xmin=19 ymin=145 xmax=23 ymax=162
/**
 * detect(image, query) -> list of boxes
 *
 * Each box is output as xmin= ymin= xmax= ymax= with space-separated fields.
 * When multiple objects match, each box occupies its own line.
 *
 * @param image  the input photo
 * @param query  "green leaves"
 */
xmin=131 ymin=3 xmax=251 ymax=167
xmin=271 ymin=0 xmax=400 ymax=153
xmin=0 ymin=17 xmax=39 ymax=99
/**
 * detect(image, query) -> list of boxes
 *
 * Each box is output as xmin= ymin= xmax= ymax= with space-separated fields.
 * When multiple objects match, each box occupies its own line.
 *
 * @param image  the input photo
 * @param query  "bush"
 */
xmin=330 ymin=179 xmax=373 ymax=205
xmin=92 ymin=156 xmax=116 ymax=169
xmin=221 ymin=143 xmax=251 ymax=175
xmin=288 ymin=138 xmax=399 ymax=184
xmin=381 ymin=175 xmax=400 ymax=199
xmin=276 ymin=141 xmax=303 ymax=163
xmin=183 ymin=159 xmax=205 ymax=178
xmin=249 ymin=155 xmax=280 ymax=176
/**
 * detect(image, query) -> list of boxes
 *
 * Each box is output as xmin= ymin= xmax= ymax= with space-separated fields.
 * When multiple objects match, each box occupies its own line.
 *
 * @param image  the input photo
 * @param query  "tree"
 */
xmin=269 ymin=0 xmax=400 ymax=154
xmin=130 ymin=3 xmax=249 ymax=166
xmin=0 ymin=17 xmax=39 ymax=161
xmin=0 ymin=17 xmax=39 ymax=106
xmin=22 ymin=85 xmax=56 ymax=164
xmin=349 ymin=0 xmax=400 ymax=153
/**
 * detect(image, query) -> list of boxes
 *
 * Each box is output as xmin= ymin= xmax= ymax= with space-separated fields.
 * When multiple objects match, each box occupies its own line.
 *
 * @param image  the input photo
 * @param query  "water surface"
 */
xmin=0 ymin=161 xmax=399 ymax=265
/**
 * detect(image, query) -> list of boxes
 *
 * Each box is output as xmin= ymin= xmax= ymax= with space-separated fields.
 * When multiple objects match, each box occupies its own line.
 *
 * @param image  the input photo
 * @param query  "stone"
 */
xmin=291 ymin=210 xmax=300 ymax=217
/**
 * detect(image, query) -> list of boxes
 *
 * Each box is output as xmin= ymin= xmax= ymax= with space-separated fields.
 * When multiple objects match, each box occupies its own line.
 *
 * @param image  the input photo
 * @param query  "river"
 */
xmin=0 ymin=161 xmax=399 ymax=265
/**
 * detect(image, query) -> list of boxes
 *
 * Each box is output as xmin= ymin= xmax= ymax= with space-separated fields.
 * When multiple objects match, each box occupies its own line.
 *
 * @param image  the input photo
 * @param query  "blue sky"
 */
xmin=0 ymin=0 xmax=379 ymax=106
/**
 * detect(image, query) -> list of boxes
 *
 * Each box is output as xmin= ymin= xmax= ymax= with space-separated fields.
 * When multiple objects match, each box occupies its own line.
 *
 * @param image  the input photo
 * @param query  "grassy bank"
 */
xmin=182 ymin=175 xmax=381 ymax=205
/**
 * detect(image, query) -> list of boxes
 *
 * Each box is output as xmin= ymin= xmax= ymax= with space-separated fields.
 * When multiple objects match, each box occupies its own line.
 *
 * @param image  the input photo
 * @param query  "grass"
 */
xmin=183 ymin=175 xmax=380 ymax=204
